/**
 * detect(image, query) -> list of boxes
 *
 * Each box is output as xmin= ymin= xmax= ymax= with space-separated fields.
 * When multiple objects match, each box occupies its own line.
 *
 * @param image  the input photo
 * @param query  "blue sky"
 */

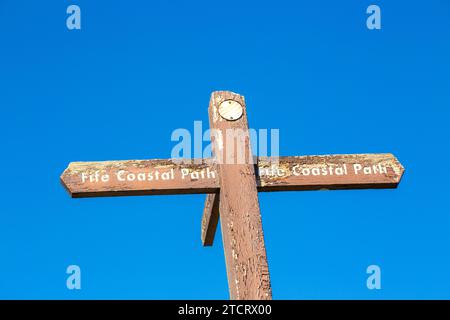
xmin=0 ymin=0 xmax=449 ymax=299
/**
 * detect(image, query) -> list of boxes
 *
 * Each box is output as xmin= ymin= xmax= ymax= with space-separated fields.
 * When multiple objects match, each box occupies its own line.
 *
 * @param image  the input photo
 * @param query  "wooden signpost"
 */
xmin=61 ymin=91 xmax=405 ymax=300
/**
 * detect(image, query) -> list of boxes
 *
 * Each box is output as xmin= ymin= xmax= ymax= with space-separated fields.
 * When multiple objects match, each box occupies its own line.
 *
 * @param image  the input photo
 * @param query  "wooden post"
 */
xmin=208 ymin=91 xmax=272 ymax=300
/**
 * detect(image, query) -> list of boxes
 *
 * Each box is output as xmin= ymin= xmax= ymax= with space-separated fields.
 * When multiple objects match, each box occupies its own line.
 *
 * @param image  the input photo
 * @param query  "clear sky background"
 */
xmin=0 ymin=1 xmax=449 ymax=299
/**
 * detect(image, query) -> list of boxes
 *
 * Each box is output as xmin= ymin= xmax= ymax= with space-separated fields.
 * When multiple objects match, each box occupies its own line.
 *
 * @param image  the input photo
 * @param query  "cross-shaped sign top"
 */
xmin=61 ymin=91 xmax=405 ymax=300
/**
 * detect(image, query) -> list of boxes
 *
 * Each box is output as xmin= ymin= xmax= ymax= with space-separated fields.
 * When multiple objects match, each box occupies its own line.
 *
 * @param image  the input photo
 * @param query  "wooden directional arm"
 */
xmin=201 ymin=194 xmax=220 ymax=246
xmin=61 ymin=154 xmax=404 ymax=198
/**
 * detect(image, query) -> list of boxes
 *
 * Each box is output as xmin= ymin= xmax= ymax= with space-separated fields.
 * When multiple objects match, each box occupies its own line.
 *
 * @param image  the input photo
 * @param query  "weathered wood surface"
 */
xmin=60 ymin=159 xmax=218 ymax=198
xmin=208 ymin=91 xmax=272 ymax=300
xmin=257 ymin=153 xmax=404 ymax=191
xmin=201 ymin=194 xmax=220 ymax=246
xmin=61 ymin=154 xmax=404 ymax=198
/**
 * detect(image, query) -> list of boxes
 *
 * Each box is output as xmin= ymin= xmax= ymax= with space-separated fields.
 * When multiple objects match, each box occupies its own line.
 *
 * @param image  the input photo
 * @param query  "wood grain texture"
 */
xmin=61 ymin=154 xmax=404 ymax=198
xmin=257 ymin=153 xmax=404 ymax=191
xmin=209 ymin=91 xmax=272 ymax=300
xmin=60 ymin=159 xmax=218 ymax=198
xmin=201 ymin=194 xmax=220 ymax=246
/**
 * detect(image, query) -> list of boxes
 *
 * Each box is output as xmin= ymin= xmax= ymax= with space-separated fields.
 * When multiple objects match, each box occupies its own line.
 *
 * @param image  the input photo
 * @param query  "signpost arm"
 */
xmin=208 ymin=91 xmax=272 ymax=300
xmin=61 ymin=154 xmax=404 ymax=198
xmin=201 ymin=194 xmax=220 ymax=246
